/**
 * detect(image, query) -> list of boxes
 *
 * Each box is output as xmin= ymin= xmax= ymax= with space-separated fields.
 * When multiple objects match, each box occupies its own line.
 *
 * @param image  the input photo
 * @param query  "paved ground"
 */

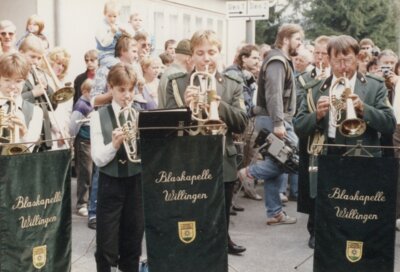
xmin=70 ymin=179 xmax=400 ymax=272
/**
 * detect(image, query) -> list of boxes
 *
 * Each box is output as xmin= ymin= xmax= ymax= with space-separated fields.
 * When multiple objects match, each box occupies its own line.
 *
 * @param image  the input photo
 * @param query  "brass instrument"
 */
xmin=31 ymin=66 xmax=71 ymax=148
xmin=116 ymin=106 xmax=140 ymax=163
xmin=329 ymin=76 xmax=366 ymax=137
xmin=188 ymin=68 xmax=226 ymax=135
xmin=317 ymin=62 xmax=328 ymax=80
xmin=42 ymin=55 xmax=74 ymax=104
xmin=0 ymin=96 xmax=29 ymax=155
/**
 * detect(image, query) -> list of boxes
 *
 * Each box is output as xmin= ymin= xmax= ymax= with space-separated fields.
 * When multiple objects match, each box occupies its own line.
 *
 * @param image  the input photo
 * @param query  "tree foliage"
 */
xmin=256 ymin=0 xmax=398 ymax=52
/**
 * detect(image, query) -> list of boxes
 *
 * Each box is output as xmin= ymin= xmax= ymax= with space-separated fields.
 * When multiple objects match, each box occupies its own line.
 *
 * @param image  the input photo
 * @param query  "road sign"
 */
xmin=226 ymin=1 xmax=269 ymax=19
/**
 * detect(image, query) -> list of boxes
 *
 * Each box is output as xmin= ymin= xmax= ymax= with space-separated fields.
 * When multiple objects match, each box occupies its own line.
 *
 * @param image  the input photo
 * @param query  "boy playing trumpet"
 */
xmin=90 ymin=63 xmax=143 ymax=272
xmin=0 ymin=52 xmax=43 ymax=153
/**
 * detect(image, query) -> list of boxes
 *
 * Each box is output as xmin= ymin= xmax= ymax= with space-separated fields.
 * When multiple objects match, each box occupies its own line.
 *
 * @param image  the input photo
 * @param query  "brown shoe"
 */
xmin=266 ymin=212 xmax=297 ymax=225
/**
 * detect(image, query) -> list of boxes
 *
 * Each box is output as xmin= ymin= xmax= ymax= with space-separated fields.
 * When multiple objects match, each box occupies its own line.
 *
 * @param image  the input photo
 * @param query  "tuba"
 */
xmin=188 ymin=68 xmax=226 ymax=135
xmin=0 ymin=96 xmax=29 ymax=155
xmin=116 ymin=106 xmax=141 ymax=163
xmin=329 ymin=76 xmax=366 ymax=137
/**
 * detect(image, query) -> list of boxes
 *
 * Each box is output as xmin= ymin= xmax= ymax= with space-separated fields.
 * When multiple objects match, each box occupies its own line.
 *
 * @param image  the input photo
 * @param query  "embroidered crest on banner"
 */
xmin=178 ymin=221 xmax=196 ymax=244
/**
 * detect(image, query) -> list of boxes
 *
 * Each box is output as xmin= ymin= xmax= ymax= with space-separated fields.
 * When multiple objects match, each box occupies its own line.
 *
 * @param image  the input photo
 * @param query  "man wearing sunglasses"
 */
xmin=0 ymin=20 xmax=17 ymax=54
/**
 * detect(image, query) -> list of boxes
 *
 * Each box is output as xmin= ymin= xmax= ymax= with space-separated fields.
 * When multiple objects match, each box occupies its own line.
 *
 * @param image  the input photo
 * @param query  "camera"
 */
xmin=254 ymin=129 xmax=299 ymax=174
xmin=381 ymin=66 xmax=391 ymax=78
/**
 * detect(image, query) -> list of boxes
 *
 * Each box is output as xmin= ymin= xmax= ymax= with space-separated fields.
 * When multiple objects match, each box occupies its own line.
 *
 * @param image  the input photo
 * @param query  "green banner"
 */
xmin=314 ymin=155 xmax=398 ymax=272
xmin=141 ymin=135 xmax=227 ymax=272
xmin=0 ymin=150 xmax=72 ymax=272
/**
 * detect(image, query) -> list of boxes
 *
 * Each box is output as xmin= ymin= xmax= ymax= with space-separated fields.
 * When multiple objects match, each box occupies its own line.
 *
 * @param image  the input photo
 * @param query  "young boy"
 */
xmin=96 ymin=0 xmax=130 ymax=67
xmin=165 ymin=30 xmax=248 ymax=255
xmin=0 ymin=52 xmax=43 ymax=153
xmin=90 ymin=63 xmax=143 ymax=271
xmin=69 ymin=79 xmax=94 ymax=217
xmin=19 ymin=34 xmax=56 ymax=151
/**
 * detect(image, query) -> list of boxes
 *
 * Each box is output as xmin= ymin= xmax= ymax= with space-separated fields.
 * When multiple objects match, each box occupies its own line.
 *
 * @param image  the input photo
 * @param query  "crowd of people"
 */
xmin=1 ymin=0 xmax=400 ymax=271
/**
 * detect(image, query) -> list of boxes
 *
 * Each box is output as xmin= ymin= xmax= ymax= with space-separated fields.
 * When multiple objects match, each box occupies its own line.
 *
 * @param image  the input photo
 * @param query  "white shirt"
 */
xmin=328 ymin=73 xmax=357 ymax=138
xmin=90 ymin=100 xmax=122 ymax=167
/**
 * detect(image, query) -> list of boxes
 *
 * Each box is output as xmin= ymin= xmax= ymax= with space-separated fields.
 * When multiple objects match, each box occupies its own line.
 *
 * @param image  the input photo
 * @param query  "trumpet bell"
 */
xmin=51 ymin=85 xmax=75 ymax=104
xmin=1 ymin=143 xmax=28 ymax=155
xmin=339 ymin=118 xmax=366 ymax=137
xmin=203 ymin=119 xmax=227 ymax=135
xmin=339 ymin=98 xmax=366 ymax=137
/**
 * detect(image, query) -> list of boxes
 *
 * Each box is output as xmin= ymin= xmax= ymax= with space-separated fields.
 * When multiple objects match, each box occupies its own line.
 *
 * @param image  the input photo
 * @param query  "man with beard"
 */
xmin=238 ymin=23 xmax=303 ymax=225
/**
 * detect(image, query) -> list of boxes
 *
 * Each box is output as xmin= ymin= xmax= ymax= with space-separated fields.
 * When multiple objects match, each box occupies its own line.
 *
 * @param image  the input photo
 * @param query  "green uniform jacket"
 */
xmin=165 ymin=71 xmax=248 ymax=182
xmin=295 ymin=72 xmax=396 ymax=156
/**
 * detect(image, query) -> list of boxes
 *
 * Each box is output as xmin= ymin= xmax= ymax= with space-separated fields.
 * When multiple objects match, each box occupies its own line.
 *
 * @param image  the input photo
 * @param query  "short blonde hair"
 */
xmin=46 ymin=47 xmax=71 ymax=80
xmin=80 ymin=78 xmax=93 ymax=94
xmin=190 ymin=30 xmax=221 ymax=53
xmin=18 ymin=34 xmax=45 ymax=55
xmin=26 ymin=14 xmax=45 ymax=34
xmin=104 ymin=0 xmax=120 ymax=15
xmin=0 ymin=52 xmax=30 ymax=79
xmin=141 ymin=56 xmax=161 ymax=74
xmin=84 ymin=49 xmax=98 ymax=61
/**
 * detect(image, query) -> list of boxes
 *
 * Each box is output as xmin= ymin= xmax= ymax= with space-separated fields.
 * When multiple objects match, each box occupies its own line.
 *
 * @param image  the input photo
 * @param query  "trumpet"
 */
xmin=329 ymin=76 xmax=366 ymax=137
xmin=187 ymin=68 xmax=226 ymax=135
xmin=0 ymin=96 xmax=29 ymax=155
xmin=116 ymin=106 xmax=140 ymax=163
xmin=317 ymin=62 xmax=328 ymax=80
xmin=42 ymin=55 xmax=74 ymax=104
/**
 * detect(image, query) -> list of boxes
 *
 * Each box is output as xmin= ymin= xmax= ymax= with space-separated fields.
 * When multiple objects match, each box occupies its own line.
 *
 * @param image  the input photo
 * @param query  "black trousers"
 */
xmin=74 ymin=136 xmax=92 ymax=209
xmin=95 ymin=172 xmax=144 ymax=272
xmin=224 ymin=181 xmax=235 ymax=245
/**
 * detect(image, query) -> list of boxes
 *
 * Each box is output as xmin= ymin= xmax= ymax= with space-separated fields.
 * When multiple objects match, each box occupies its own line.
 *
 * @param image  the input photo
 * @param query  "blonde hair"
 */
xmin=46 ymin=47 xmax=71 ymax=80
xmin=18 ymin=34 xmax=45 ymax=55
xmin=190 ymin=30 xmax=221 ymax=53
xmin=0 ymin=52 xmax=30 ymax=79
xmin=26 ymin=14 xmax=45 ymax=34
xmin=104 ymin=0 xmax=120 ymax=15
xmin=129 ymin=12 xmax=142 ymax=22
xmin=84 ymin=49 xmax=98 ymax=60
xmin=80 ymin=78 xmax=93 ymax=94
xmin=140 ymin=56 xmax=161 ymax=74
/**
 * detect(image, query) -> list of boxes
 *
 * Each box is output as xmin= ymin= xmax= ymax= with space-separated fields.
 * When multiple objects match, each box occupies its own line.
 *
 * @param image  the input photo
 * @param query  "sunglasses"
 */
xmin=0 ymin=32 xmax=15 ymax=37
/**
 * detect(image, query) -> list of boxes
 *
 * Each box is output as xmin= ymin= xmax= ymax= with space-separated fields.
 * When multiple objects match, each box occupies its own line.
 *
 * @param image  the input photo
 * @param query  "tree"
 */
xmin=256 ymin=0 xmax=398 ymax=52
xmin=302 ymin=0 xmax=398 ymax=52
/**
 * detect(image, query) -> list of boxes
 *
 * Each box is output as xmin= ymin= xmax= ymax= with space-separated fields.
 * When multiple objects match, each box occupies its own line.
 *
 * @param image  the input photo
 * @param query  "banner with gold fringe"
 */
xmin=314 ymin=155 xmax=398 ymax=272
xmin=0 ymin=150 xmax=72 ymax=272
xmin=141 ymin=135 xmax=227 ymax=272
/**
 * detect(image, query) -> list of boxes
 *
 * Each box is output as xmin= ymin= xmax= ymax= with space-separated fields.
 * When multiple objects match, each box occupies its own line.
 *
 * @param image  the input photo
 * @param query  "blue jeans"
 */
xmin=248 ymin=116 xmax=298 ymax=218
xmin=88 ymin=165 xmax=99 ymax=220
xmin=280 ymin=173 xmax=298 ymax=198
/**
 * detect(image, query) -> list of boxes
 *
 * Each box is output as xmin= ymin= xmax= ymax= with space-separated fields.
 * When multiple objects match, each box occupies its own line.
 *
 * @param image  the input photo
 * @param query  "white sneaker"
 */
xmin=77 ymin=207 xmax=88 ymax=217
xmin=238 ymin=168 xmax=262 ymax=200
xmin=280 ymin=193 xmax=288 ymax=203
xmin=396 ymin=219 xmax=400 ymax=231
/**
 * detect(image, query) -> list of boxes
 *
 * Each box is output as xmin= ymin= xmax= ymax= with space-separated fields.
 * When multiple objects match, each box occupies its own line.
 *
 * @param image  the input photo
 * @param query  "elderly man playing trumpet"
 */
xmin=294 ymin=35 xmax=396 ymax=249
